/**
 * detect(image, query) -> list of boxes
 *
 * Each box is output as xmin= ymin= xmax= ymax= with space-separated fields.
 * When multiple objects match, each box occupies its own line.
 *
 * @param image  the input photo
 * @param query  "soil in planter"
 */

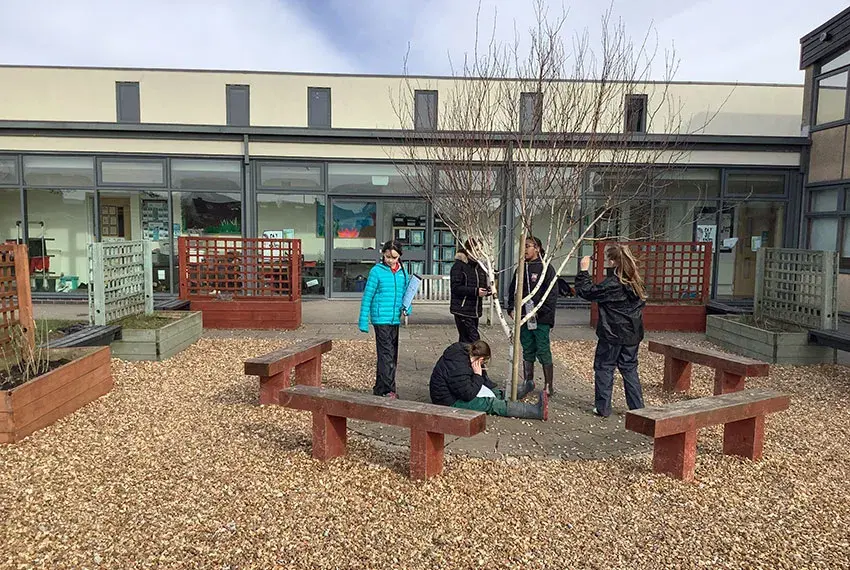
xmin=739 ymin=315 xmax=806 ymax=333
xmin=115 ymin=314 xmax=178 ymax=329
xmin=0 ymin=358 xmax=71 ymax=391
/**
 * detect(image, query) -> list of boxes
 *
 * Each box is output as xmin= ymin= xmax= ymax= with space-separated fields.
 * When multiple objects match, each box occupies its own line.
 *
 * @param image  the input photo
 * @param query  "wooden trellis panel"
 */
xmin=755 ymin=248 xmax=838 ymax=330
xmin=89 ymin=240 xmax=153 ymax=326
xmin=593 ymin=241 xmax=712 ymax=304
xmin=178 ymin=237 xmax=301 ymax=300
xmin=0 ymin=244 xmax=35 ymax=351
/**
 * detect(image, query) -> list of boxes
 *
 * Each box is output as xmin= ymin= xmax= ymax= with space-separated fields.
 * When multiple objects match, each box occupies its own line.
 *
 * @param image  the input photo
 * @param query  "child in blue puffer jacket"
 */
xmin=359 ymin=240 xmax=410 ymax=398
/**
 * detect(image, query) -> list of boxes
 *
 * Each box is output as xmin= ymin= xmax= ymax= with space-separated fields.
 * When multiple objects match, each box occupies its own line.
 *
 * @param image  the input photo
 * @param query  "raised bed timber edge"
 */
xmin=706 ymin=315 xmax=836 ymax=365
xmin=1 ymin=346 xmax=114 ymax=444
xmin=110 ymin=311 xmax=203 ymax=362
xmin=189 ymin=298 xmax=302 ymax=330
xmin=591 ymin=304 xmax=706 ymax=332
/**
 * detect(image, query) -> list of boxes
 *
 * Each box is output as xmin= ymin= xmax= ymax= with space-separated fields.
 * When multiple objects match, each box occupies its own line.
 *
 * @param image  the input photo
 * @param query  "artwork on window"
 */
xmin=141 ymin=199 xmax=169 ymax=241
xmin=317 ymin=201 xmax=377 ymax=238
xmin=181 ymin=193 xmax=241 ymax=235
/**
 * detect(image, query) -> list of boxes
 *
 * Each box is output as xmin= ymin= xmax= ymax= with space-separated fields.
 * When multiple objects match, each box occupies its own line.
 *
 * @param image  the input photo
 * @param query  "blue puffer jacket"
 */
xmin=358 ymin=262 xmax=410 ymax=332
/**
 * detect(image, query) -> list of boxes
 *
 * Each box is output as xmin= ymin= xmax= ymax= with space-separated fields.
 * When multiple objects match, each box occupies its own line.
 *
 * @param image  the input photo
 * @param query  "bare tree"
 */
xmin=391 ymin=1 xmax=714 ymax=399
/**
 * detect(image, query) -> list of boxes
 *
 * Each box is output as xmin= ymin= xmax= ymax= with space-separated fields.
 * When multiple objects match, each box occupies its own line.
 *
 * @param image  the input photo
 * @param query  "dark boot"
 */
xmin=505 ymin=390 xmax=548 ymax=421
xmin=542 ymin=363 xmax=554 ymax=395
xmin=516 ymin=361 xmax=536 ymax=399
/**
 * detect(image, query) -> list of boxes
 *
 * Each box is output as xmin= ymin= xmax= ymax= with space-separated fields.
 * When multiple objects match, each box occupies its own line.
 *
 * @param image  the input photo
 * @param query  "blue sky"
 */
xmin=0 ymin=0 xmax=847 ymax=83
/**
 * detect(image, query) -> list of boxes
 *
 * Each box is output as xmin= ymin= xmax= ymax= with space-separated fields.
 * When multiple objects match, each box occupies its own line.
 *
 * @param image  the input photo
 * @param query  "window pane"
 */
xmin=25 ymin=188 xmax=95 ymax=293
xmin=259 ymin=164 xmax=322 ymax=190
xmin=654 ymin=169 xmax=720 ymax=199
xmin=822 ymin=48 xmax=850 ymax=74
xmin=172 ymin=191 xmax=241 ymax=236
xmin=226 ymin=85 xmax=250 ymax=126
xmin=625 ymin=94 xmax=647 ymax=133
xmin=520 ymin=92 xmax=542 ymax=133
xmin=726 ymin=173 xmax=786 ymax=196
xmin=101 ymin=160 xmax=165 ymax=185
xmin=23 ymin=156 xmax=94 ymax=187
xmin=170 ymin=159 xmax=241 ymax=191
xmin=116 ymin=82 xmax=140 ymax=123
xmin=0 ymin=188 xmax=21 ymax=242
xmin=99 ymin=190 xmax=172 ymax=292
xmin=842 ymin=219 xmax=850 ymax=257
xmin=328 ymin=163 xmax=416 ymax=195
xmin=308 ymin=87 xmax=331 ymax=128
xmin=810 ymin=188 xmax=839 ymax=212
xmin=257 ymin=193 xmax=326 ymax=294
xmin=816 ymin=72 xmax=848 ymax=125
xmin=414 ymin=91 xmax=438 ymax=131
xmin=0 ymin=157 xmax=19 ymax=185
xmin=810 ymin=217 xmax=838 ymax=251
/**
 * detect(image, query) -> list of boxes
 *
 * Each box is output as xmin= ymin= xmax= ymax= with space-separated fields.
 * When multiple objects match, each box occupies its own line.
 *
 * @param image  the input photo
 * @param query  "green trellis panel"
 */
xmin=89 ymin=240 xmax=154 ymax=326
xmin=754 ymin=248 xmax=838 ymax=331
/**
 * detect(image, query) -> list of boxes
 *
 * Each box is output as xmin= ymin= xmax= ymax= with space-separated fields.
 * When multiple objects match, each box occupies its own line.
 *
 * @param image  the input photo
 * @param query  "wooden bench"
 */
xmin=808 ymin=328 xmax=850 ymax=352
xmin=648 ymin=340 xmax=770 ymax=395
xmin=280 ymin=385 xmax=486 ymax=479
xmin=244 ymin=338 xmax=333 ymax=404
xmin=625 ymin=388 xmax=790 ymax=481
xmin=44 ymin=325 xmax=122 ymax=348
xmin=706 ymin=300 xmax=751 ymax=315
xmin=154 ymin=298 xmax=191 ymax=311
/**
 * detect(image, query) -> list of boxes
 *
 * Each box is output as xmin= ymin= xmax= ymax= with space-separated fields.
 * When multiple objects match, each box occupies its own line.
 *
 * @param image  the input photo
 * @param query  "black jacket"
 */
xmin=450 ymin=251 xmax=489 ymax=318
xmin=430 ymin=342 xmax=497 ymax=406
xmin=575 ymin=269 xmax=645 ymax=345
xmin=505 ymin=258 xmax=558 ymax=327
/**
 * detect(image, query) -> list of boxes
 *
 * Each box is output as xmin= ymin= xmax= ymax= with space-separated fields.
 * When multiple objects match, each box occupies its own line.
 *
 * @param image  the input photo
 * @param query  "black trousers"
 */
xmin=373 ymin=324 xmax=400 ymax=396
xmin=454 ymin=315 xmax=481 ymax=344
xmin=593 ymin=341 xmax=644 ymax=417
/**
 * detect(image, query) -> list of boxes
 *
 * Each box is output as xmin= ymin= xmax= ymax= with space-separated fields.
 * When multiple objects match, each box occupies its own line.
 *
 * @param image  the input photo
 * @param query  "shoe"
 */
xmin=386 ymin=392 xmax=398 ymax=399
xmin=591 ymin=407 xmax=608 ymax=418
xmin=506 ymin=390 xmax=547 ymax=420
xmin=542 ymin=363 xmax=554 ymax=395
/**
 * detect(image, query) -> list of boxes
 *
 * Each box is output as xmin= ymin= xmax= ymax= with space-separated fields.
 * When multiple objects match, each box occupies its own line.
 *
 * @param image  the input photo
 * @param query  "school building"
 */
xmin=5 ymin=9 xmax=849 ymax=311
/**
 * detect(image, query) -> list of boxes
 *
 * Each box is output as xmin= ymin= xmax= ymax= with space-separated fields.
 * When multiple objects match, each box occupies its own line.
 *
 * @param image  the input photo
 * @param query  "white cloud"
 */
xmin=0 ymin=0 xmax=356 ymax=72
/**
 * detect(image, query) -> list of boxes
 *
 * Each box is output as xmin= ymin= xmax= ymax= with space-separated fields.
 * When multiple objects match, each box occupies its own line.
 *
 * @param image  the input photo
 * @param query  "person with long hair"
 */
xmin=358 ymin=239 xmax=410 ymax=399
xmin=505 ymin=235 xmax=558 ymax=397
xmin=575 ymin=244 xmax=647 ymax=417
xmin=450 ymin=238 xmax=490 ymax=343
xmin=429 ymin=340 xmax=548 ymax=420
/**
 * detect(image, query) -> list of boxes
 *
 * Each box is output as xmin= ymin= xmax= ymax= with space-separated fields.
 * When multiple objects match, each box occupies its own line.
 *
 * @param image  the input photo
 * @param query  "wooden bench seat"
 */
xmin=648 ymin=340 xmax=769 ymax=395
xmin=808 ymin=329 xmax=850 ymax=352
xmin=625 ymin=388 xmax=789 ymax=481
xmin=154 ymin=298 xmax=191 ymax=311
xmin=244 ymin=338 xmax=332 ymax=404
xmin=45 ymin=325 xmax=122 ymax=349
xmin=280 ymin=385 xmax=486 ymax=479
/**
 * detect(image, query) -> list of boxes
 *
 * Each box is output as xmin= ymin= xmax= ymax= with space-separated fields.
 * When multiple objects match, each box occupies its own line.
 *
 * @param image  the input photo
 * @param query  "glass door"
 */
xmin=330 ymin=199 xmax=379 ymax=296
xmin=382 ymin=200 xmax=427 ymax=275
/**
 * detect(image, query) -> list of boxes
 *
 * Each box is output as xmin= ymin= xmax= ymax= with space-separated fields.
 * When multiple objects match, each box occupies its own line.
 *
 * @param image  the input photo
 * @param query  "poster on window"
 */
xmin=696 ymin=224 xmax=717 ymax=246
xmin=141 ymin=199 xmax=169 ymax=241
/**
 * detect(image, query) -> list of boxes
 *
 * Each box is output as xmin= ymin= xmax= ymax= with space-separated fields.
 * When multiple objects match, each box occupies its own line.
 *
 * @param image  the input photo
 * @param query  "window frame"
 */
xmin=804 ymin=184 xmax=850 ymax=269
xmin=116 ymin=81 xmax=141 ymax=124
xmin=811 ymin=48 xmax=850 ymax=130
xmin=414 ymin=90 xmax=438 ymax=131
xmin=624 ymin=93 xmax=648 ymax=134
xmin=308 ymin=87 xmax=332 ymax=129
xmin=519 ymin=92 xmax=543 ymax=134
xmin=226 ymin=84 xmax=251 ymax=127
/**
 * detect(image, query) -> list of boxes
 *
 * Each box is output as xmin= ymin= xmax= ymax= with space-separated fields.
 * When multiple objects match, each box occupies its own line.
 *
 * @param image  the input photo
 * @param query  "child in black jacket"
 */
xmin=429 ymin=341 xmax=548 ymax=420
xmin=575 ymin=244 xmax=646 ymax=417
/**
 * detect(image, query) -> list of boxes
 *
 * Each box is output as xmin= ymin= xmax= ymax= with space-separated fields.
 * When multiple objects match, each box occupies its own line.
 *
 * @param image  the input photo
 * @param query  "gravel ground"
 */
xmin=1 ymin=337 xmax=848 ymax=569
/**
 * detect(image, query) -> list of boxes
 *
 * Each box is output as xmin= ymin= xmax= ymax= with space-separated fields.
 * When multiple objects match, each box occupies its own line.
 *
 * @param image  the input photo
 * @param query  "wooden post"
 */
xmin=177 ymin=236 xmax=188 ymax=300
xmin=312 ymin=412 xmax=347 ymax=461
xmin=723 ymin=415 xmax=765 ymax=461
xmin=663 ymin=357 xmax=692 ymax=392
xmin=143 ymin=240 xmax=154 ymax=315
xmin=653 ymin=430 xmax=697 ymax=481
xmin=754 ymin=247 xmax=765 ymax=320
xmin=410 ymin=428 xmax=444 ymax=479
xmin=12 ymin=244 xmax=35 ymax=352
xmin=89 ymin=243 xmax=107 ymax=326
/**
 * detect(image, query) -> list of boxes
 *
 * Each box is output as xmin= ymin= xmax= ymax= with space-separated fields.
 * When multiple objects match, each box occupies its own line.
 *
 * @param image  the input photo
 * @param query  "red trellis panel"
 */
xmin=0 ymin=244 xmax=35 ymax=352
xmin=590 ymin=241 xmax=712 ymax=332
xmin=177 ymin=237 xmax=302 ymax=329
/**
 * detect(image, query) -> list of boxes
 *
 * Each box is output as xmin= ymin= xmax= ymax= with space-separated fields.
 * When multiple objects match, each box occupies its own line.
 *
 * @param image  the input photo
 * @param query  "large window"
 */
xmin=172 ymin=192 xmax=242 ymax=236
xmin=23 ymin=156 xmax=95 ymax=187
xmin=170 ymin=159 xmax=241 ymax=191
xmin=328 ymin=163 xmax=417 ymax=195
xmin=258 ymin=163 xmax=322 ymax=191
xmin=806 ymin=185 xmax=850 ymax=269
xmin=257 ymin=193 xmax=326 ymax=294
xmin=814 ymin=47 xmax=850 ymax=127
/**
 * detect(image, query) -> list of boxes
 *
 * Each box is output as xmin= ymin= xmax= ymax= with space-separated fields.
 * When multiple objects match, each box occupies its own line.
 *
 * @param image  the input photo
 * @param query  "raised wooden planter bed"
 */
xmin=1 ymin=346 xmax=113 ymax=443
xmin=706 ymin=315 xmax=836 ymax=365
xmin=110 ymin=310 xmax=203 ymax=361
xmin=592 ymin=304 xmax=706 ymax=332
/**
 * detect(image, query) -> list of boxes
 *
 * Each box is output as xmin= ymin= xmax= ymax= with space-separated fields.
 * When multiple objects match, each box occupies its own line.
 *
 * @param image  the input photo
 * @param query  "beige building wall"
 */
xmin=0 ymin=66 xmax=804 ymax=138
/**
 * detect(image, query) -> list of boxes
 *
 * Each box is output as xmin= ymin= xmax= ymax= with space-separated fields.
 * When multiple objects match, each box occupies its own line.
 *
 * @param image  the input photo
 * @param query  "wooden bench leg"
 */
xmin=714 ymin=370 xmax=745 ymax=395
xmin=410 ymin=428 xmax=444 ymax=480
xmin=259 ymin=367 xmax=292 ymax=405
xmin=723 ymin=415 xmax=764 ymax=461
xmin=663 ymin=357 xmax=692 ymax=392
xmin=653 ymin=430 xmax=697 ymax=481
xmin=294 ymin=356 xmax=322 ymax=387
xmin=312 ymin=412 xmax=347 ymax=461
